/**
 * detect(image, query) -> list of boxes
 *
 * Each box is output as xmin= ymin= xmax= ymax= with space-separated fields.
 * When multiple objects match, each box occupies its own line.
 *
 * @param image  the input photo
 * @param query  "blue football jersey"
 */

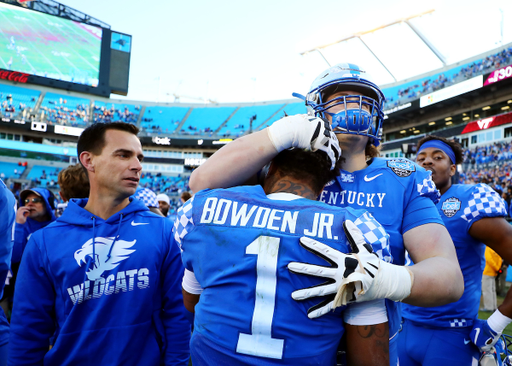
xmin=402 ymin=183 xmax=507 ymax=328
xmin=175 ymin=185 xmax=391 ymax=364
xmin=319 ymin=157 xmax=443 ymax=341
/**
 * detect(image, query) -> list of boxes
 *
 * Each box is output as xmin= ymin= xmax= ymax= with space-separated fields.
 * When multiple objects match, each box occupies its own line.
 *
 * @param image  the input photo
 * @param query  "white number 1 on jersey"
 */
xmin=236 ymin=235 xmax=285 ymax=359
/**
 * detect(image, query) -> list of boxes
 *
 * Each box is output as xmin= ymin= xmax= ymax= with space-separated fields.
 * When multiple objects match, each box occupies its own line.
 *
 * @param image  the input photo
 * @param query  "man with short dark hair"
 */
xmin=9 ymin=122 xmax=190 ymax=366
xmin=398 ymin=135 xmax=512 ymax=365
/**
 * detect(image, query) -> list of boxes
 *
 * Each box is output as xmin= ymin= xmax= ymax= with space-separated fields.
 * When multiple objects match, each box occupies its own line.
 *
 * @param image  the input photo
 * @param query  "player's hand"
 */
xmin=470 ymin=319 xmax=502 ymax=352
xmin=288 ymin=220 xmax=413 ymax=319
xmin=267 ymin=114 xmax=341 ymax=169
xmin=16 ymin=206 xmax=31 ymax=225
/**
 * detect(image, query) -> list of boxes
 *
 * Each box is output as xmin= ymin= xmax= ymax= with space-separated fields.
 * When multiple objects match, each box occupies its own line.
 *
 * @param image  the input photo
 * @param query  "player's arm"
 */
xmin=468 ymin=217 xmax=512 ymax=352
xmin=161 ymin=224 xmax=191 ymax=366
xmin=402 ymin=223 xmax=464 ymax=307
xmin=8 ymin=235 xmax=55 ymax=365
xmin=344 ymin=300 xmax=389 ymax=366
xmin=182 ymin=269 xmax=202 ymax=313
xmin=189 ymin=115 xmax=340 ymax=192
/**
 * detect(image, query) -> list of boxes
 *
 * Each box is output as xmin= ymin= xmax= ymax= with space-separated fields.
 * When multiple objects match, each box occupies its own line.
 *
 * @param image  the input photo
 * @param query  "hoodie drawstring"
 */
xmin=82 ymin=216 xmax=97 ymax=302
xmin=106 ymin=213 xmax=123 ymax=262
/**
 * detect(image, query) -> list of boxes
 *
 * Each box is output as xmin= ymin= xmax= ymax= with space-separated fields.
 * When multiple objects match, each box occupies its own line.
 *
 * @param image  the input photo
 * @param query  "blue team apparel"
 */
xmin=12 ymin=187 xmax=56 ymax=263
xmin=400 ymin=183 xmax=507 ymax=366
xmin=318 ymin=157 xmax=443 ymax=363
xmin=0 ymin=180 xmax=16 ymax=349
xmin=176 ymin=186 xmax=391 ymax=365
xmin=8 ymin=198 xmax=190 ymax=366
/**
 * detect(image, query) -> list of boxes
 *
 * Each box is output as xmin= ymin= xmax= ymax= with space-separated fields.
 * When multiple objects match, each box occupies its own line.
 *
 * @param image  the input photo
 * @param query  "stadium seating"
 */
xmin=382 ymin=47 xmax=512 ymax=110
xmin=180 ymin=106 xmax=237 ymax=135
xmin=0 ymin=83 xmax=40 ymax=120
xmin=93 ymin=101 xmax=141 ymax=124
xmin=26 ymin=165 xmax=61 ymax=188
xmin=40 ymin=92 xmax=90 ymax=126
xmin=258 ymin=102 xmax=307 ymax=130
xmin=0 ymin=161 xmax=26 ymax=179
xmin=217 ymin=104 xmax=284 ymax=137
xmin=140 ymin=106 xmax=190 ymax=134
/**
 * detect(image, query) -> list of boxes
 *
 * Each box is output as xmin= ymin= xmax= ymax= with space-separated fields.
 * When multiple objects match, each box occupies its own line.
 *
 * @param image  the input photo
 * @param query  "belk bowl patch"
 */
xmin=442 ymin=197 xmax=461 ymax=218
xmin=387 ymin=159 xmax=416 ymax=177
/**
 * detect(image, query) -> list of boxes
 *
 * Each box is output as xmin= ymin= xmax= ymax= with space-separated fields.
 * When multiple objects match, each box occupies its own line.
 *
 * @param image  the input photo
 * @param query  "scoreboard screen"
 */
xmin=0 ymin=2 xmax=102 ymax=87
xmin=0 ymin=1 xmax=131 ymax=97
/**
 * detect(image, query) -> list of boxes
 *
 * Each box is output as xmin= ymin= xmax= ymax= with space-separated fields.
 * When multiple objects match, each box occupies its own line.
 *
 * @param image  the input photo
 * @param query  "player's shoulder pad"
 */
xmin=460 ymin=183 xmax=507 ymax=222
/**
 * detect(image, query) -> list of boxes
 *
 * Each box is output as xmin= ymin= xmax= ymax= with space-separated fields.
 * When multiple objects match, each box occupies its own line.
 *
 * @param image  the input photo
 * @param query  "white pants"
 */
xmin=481 ymin=275 xmax=497 ymax=311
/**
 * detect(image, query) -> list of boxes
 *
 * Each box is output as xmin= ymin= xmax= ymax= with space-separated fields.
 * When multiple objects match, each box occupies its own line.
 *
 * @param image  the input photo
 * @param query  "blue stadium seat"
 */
xmin=180 ymin=106 xmax=237 ymax=135
xmin=258 ymin=102 xmax=307 ymax=130
xmin=40 ymin=92 xmax=90 ymax=126
xmin=217 ymin=104 xmax=284 ymax=137
xmin=0 ymin=84 xmax=40 ymax=119
xmin=0 ymin=161 xmax=26 ymax=179
xmin=93 ymin=101 xmax=141 ymax=124
xmin=140 ymin=106 xmax=190 ymax=134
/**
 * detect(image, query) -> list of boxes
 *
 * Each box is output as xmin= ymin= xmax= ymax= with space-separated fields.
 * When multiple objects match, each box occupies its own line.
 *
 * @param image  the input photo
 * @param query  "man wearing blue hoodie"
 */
xmin=8 ymin=122 xmax=190 ymax=366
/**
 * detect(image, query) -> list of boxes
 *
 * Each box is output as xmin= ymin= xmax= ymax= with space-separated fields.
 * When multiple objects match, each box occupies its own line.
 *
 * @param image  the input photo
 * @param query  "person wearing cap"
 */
xmin=156 ymin=193 xmax=171 ymax=217
xmin=133 ymin=187 xmax=165 ymax=217
xmin=12 ymin=187 xmax=56 ymax=264
xmin=398 ymin=135 xmax=512 ymax=365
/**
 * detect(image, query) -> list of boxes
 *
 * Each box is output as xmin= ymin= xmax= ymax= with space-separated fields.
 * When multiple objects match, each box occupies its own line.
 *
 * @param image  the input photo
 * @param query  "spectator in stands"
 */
xmin=8 ymin=122 xmax=190 ymax=366
xmin=156 ymin=193 xmax=171 ymax=217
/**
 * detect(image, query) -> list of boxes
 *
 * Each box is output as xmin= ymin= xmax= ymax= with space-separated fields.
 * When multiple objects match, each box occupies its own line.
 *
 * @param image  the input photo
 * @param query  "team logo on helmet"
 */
xmin=441 ymin=197 xmax=461 ymax=218
xmin=387 ymin=159 xmax=416 ymax=177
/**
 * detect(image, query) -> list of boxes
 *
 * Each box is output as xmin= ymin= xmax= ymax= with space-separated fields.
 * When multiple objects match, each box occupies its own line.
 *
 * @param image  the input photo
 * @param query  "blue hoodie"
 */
xmin=0 ymin=179 xmax=16 ymax=347
xmin=8 ymin=198 xmax=190 ymax=366
xmin=12 ymin=187 xmax=56 ymax=264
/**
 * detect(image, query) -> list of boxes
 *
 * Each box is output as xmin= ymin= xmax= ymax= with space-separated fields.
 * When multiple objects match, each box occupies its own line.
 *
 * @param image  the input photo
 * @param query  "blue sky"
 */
xmin=61 ymin=0 xmax=512 ymax=104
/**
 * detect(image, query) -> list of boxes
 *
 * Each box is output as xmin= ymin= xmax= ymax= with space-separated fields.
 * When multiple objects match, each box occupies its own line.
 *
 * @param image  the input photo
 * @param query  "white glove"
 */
xmin=267 ymin=114 xmax=341 ymax=170
xmin=288 ymin=220 xmax=414 ymax=319
xmin=334 ymin=220 xmax=414 ymax=307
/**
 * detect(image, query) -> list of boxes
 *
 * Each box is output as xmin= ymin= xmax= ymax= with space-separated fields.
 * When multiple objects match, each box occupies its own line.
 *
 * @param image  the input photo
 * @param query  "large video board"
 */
xmin=0 ymin=2 xmax=130 ymax=97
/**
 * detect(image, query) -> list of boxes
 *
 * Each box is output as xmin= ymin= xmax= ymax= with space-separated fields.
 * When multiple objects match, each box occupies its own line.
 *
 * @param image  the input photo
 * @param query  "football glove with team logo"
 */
xmin=288 ymin=220 xmax=414 ymax=319
xmin=471 ymin=318 xmax=504 ymax=353
xmin=267 ymin=114 xmax=341 ymax=170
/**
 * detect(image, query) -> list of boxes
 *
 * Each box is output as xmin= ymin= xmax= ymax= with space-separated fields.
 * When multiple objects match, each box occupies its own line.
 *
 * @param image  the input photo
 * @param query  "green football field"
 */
xmin=0 ymin=3 xmax=101 ymax=86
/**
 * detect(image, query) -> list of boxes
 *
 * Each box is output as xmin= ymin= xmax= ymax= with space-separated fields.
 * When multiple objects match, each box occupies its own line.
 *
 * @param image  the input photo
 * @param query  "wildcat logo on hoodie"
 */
xmin=67 ymin=236 xmax=150 ymax=305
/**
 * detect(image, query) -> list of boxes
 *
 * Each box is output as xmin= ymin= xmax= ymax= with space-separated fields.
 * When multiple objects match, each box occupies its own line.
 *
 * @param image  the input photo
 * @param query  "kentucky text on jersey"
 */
xmin=200 ymin=197 xmax=338 ymax=239
xmin=319 ymin=190 xmax=386 ymax=208
xmin=66 ymin=268 xmax=150 ymax=305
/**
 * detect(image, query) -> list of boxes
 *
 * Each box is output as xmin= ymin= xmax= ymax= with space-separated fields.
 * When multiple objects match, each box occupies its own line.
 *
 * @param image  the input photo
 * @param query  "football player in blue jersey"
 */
xmin=397 ymin=135 xmax=512 ymax=366
xmin=189 ymin=63 xmax=463 ymax=365
xmin=179 ymin=147 xmax=412 ymax=365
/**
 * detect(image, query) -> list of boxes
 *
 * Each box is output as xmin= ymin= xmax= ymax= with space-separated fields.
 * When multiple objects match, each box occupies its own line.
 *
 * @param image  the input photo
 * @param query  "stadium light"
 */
xmin=482 ymin=106 xmax=491 ymax=110
xmin=428 ymin=121 xmax=436 ymax=125
xmin=446 ymin=121 xmax=453 ymax=125
xmin=400 ymin=130 xmax=406 ymax=134
xmin=502 ymin=106 xmax=510 ymax=110
xmin=463 ymin=117 xmax=470 ymax=121
xmin=444 ymin=117 xmax=452 ymax=121
xmin=475 ymin=114 xmax=480 ymax=117
xmin=508 ymin=100 xmax=512 ymax=104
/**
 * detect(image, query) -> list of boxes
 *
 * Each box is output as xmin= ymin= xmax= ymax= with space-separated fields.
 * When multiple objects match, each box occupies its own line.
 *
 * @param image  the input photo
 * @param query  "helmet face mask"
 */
xmin=302 ymin=63 xmax=385 ymax=146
